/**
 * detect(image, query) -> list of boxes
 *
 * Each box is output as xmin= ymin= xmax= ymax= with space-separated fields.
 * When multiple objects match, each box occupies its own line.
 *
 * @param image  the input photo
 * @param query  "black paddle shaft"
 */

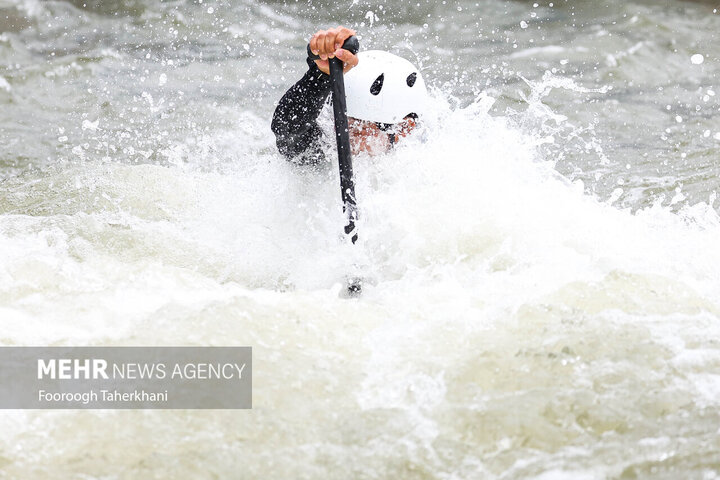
xmin=307 ymin=36 xmax=360 ymax=243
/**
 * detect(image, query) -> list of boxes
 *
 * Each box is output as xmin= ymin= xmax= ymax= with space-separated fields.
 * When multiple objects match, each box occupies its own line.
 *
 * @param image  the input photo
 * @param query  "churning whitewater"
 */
xmin=1 ymin=0 xmax=720 ymax=478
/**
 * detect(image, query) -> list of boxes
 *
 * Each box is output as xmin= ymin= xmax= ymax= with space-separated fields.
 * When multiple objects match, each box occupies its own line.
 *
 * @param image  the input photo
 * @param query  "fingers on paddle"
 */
xmin=334 ymin=26 xmax=356 ymax=50
xmin=324 ymin=29 xmax=337 ymax=58
xmin=310 ymin=30 xmax=329 ymax=60
xmin=339 ymin=50 xmax=359 ymax=73
xmin=311 ymin=27 xmax=356 ymax=56
xmin=310 ymin=26 xmax=357 ymax=74
xmin=334 ymin=26 xmax=358 ymax=72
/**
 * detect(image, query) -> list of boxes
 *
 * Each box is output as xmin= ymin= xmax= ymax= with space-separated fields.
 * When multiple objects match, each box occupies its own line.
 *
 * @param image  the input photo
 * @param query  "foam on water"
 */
xmin=1 ymin=74 xmax=720 ymax=477
xmin=2 ymin=0 xmax=720 ymax=477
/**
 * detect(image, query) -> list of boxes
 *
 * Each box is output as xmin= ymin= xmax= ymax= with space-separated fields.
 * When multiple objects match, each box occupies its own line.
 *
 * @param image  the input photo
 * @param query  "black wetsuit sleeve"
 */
xmin=271 ymin=59 xmax=331 ymax=163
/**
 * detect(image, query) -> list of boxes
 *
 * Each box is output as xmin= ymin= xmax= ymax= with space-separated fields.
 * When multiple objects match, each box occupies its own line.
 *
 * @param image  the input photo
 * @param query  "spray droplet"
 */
xmin=520 ymin=20 xmax=528 ymax=29
xmin=690 ymin=54 xmax=704 ymax=65
xmin=82 ymin=119 xmax=99 ymax=131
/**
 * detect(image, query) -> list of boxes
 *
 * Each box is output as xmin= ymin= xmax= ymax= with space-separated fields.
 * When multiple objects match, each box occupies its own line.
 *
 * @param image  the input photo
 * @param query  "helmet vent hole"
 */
xmin=406 ymin=72 xmax=417 ymax=87
xmin=370 ymin=74 xmax=384 ymax=96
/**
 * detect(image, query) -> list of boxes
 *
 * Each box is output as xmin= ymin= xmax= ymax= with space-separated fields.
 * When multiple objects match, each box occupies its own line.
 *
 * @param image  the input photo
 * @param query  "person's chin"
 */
xmin=351 ymin=138 xmax=390 ymax=157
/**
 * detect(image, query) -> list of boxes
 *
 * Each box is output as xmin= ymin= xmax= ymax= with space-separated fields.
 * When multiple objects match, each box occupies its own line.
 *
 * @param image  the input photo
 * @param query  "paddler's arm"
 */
xmin=271 ymin=59 xmax=332 ymax=164
xmin=271 ymin=26 xmax=359 ymax=164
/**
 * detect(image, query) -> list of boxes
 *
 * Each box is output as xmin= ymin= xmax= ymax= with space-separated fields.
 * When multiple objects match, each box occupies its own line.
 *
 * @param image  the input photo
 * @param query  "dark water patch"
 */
xmin=0 ymin=7 xmax=33 ymax=32
xmin=61 ymin=0 xmax=147 ymax=17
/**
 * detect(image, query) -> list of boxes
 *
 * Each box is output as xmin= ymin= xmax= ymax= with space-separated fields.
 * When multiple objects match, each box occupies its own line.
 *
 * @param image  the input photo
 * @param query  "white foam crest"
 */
xmin=2 ymin=89 xmax=720 ymax=313
xmin=0 ymin=76 xmax=10 ymax=92
xmin=344 ymin=91 xmax=720 ymax=307
xmin=6 ymin=0 xmax=43 ymax=18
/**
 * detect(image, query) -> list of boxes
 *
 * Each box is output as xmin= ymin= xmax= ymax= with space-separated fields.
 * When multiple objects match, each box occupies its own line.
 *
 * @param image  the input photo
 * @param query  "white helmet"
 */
xmin=345 ymin=50 xmax=429 ymax=125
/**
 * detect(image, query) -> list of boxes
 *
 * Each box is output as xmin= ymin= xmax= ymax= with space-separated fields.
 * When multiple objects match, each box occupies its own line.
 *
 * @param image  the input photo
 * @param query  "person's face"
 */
xmin=348 ymin=116 xmax=418 ymax=156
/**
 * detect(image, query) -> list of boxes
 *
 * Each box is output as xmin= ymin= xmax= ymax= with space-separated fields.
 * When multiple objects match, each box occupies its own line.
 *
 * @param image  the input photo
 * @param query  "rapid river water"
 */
xmin=1 ymin=0 xmax=719 ymax=478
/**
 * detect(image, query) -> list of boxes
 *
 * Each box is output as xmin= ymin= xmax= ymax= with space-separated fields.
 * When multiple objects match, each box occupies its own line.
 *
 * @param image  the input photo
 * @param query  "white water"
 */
xmin=2 ymin=83 xmax=720 ymax=478
xmin=2 ymin=0 xmax=720 ymax=477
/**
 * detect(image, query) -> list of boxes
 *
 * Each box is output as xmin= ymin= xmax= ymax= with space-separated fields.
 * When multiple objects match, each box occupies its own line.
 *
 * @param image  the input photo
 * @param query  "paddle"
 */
xmin=307 ymin=36 xmax=362 ymax=294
